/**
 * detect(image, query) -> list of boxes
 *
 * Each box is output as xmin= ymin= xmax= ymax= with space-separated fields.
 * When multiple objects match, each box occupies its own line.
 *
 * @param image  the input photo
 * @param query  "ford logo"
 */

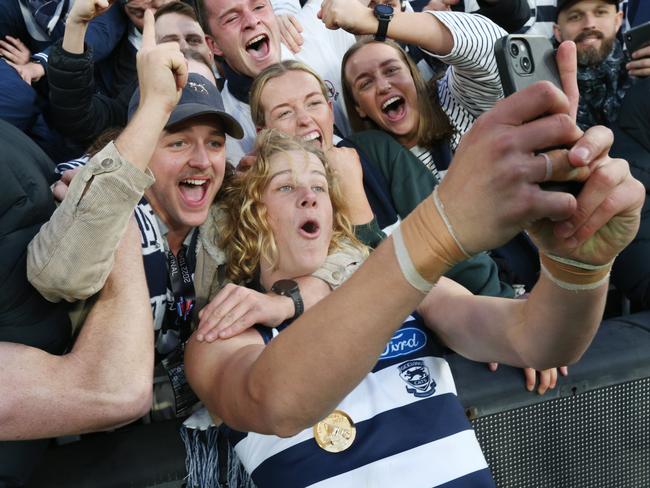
xmin=380 ymin=327 xmax=427 ymax=360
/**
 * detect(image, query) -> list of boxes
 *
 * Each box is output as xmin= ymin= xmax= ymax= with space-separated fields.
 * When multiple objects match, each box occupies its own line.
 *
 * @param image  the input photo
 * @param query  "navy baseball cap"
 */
xmin=556 ymin=0 xmax=618 ymax=19
xmin=128 ymin=73 xmax=244 ymax=139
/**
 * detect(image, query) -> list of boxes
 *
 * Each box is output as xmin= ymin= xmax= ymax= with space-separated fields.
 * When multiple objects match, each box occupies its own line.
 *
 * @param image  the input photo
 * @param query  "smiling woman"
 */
xmin=342 ymin=39 xmax=452 ymax=155
xmin=338 ymin=9 xmax=508 ymax=175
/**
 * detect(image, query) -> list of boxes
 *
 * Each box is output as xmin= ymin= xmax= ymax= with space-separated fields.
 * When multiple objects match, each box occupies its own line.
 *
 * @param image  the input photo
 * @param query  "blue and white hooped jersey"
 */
xmin=224 ymin=314 xmax=495 ymax=488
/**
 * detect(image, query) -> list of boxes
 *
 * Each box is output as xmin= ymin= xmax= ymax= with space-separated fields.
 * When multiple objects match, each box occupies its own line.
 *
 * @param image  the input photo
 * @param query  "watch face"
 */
xmin=375 ymin=3 xmax=394 ymax=17
xmin=272 ymin=279 xmax=298 ymax=295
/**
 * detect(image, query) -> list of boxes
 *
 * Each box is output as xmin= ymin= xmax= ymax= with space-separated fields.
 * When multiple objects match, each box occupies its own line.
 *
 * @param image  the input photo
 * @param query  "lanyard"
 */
xmin=167 ymin=246 xmax=195 ymax=322
xmin=164 ymin=229 xmax=198 ymax=343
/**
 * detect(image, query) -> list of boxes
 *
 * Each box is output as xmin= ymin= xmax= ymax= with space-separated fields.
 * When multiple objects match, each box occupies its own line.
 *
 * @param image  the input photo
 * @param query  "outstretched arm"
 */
xmin=319 ymin=0 xmax=456 ymax=55
xmin=186 ymin=78 xmax=643 ymax=437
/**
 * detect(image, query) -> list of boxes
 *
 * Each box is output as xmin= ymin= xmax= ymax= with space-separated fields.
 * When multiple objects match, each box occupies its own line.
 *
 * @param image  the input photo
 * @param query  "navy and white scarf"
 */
xmin=21 ymin=0 xmax=70 ymax=39
xmin=577 ymin=39 xmax=633 ymax=131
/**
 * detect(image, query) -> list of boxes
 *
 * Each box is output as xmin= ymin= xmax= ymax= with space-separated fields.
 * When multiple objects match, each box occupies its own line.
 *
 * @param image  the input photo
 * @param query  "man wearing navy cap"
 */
xmin=554 ymin=0 xmax=621 ymax=66
xmin=26 ymin=10 xmax=247 ymax=424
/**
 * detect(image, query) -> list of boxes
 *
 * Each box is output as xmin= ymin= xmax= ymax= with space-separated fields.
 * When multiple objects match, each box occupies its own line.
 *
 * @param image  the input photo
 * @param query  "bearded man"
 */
xmin=553 ymin=0 xmax=647 ymax=129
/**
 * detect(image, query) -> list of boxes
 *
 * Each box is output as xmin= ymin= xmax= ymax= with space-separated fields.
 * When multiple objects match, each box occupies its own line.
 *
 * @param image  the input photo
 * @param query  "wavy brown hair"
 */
xmin=218 ymin=129 xmax=366 ymax=284
xmin=341 ymin=38 xmax=453 ymax=149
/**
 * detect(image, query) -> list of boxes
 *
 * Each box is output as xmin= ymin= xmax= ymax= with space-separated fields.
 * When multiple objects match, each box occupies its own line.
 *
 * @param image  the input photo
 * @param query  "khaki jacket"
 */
xmin=27 ymin=142 xmax=361 ymax=314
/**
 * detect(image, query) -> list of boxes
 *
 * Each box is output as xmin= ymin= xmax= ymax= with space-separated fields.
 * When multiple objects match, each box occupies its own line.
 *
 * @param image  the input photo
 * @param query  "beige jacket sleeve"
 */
xmin=27 ymin=142 xmax=154 ymax=303
xmin=312 ymin=240 xmax=367 ymax=289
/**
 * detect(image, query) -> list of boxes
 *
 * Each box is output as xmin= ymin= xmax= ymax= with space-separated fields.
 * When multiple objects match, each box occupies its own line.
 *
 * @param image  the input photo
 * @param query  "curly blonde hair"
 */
xmin=219 ymin=129 xmax=366 ymax=284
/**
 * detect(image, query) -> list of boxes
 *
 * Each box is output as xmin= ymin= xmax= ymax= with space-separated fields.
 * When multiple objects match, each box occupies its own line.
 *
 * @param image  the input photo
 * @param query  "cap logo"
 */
xmin=187 ymin=81 xmax=209 ymax=96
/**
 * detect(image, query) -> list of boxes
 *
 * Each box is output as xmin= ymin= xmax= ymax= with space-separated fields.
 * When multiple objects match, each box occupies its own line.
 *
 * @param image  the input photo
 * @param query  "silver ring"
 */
xmin=540 ymin=152 xmax=553 ymax=182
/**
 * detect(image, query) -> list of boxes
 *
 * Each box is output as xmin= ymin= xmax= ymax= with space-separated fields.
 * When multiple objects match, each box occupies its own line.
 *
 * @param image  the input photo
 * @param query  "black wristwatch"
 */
xmin=373 ymin=4 xmax=394 ymax=42
xmin=271 ymin=279 xmax=304 ymax=320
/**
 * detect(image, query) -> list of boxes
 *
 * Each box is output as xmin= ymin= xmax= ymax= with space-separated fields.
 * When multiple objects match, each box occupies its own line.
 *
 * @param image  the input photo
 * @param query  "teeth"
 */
xmin=246 ymin=34 xmax=266 ymax=47
xmin=302 ymin=132 xmax=320 ymax=141
xmin=382 ymin=96 xmax=401 ymax=110
xmin=182 ymin=179 xmax=207 ymax=186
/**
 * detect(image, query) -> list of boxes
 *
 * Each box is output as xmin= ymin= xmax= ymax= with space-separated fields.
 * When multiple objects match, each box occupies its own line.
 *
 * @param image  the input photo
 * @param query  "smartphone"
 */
xmin=494 ymin=35 xmax=561 ymax=96
xmin=495 ymin=35 xmax=582 ymax=196
xmin=624 ymin=20 xmax=650 ymax=54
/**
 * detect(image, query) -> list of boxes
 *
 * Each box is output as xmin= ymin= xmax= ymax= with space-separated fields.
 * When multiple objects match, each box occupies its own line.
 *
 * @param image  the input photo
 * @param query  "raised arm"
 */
xmin=319 ymin=0 xmax=456 ymax=55
xmin=28 ymin=10 xmax=186 ymax=302
xmin=420 ymin=129 xmax=632 ymax=370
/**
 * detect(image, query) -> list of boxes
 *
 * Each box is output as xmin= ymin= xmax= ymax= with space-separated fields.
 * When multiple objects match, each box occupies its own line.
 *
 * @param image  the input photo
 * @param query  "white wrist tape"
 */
xmin=540 ymin=253 xmax=614 ymax=291
xmin=392 ymin=187 xmax=472 ymax=293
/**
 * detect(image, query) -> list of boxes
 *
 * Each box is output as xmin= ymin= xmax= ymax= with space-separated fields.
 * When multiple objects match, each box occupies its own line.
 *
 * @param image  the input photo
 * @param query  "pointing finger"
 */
xmin=141 ymin=9 xmax=156 ymax=50
xmin=556 ymin=41 xmax=578 ymax=121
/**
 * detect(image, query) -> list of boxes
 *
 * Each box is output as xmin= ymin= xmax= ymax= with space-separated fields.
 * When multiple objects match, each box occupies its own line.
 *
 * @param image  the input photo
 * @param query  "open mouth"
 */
xmin=580 ymin=35 xmax=601 ymax=44
xmin=575 ymin=31 xmax=603 ymax=44
xmin=246 ymin=33 xmax=270 ymax=60
xmin=178 ymin=178 xmax=209 ymax=204
xmin=302 ymin=131 xmax=323 ymax=147
xmin=381 ymin=95 xmax=406 ymax=122
xmin=299 ymin=219 xmax=320 ymax=238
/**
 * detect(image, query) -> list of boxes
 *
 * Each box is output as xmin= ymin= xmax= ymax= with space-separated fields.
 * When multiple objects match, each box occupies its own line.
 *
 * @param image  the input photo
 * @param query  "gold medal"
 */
xmin=313 ymin=409 xmax=356 ymax=453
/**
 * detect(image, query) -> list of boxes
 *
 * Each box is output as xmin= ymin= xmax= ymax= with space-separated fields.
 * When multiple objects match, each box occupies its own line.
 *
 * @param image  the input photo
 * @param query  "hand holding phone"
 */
xmin=494 ymin=35 xmax=582 ymax=196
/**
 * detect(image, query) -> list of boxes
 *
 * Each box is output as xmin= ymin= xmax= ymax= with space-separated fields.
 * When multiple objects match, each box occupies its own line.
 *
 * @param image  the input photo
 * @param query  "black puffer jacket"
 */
xmin=47 ymin=40 xmax=136 ymax=146
xmin=0 ymin=119 xmax=71 ymax=351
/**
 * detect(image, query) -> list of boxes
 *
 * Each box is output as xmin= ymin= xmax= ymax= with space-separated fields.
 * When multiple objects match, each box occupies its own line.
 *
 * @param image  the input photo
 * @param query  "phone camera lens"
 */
xmin=509 ymin=42 xmax=520 ymax=57
xmin=520 ymin=56 xmax=532 ymax=73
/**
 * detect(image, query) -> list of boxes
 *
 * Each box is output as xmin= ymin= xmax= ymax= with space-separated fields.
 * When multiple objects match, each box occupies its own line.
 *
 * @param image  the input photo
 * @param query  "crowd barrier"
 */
xmin=450 ymin=311 xmax=650 ymax=488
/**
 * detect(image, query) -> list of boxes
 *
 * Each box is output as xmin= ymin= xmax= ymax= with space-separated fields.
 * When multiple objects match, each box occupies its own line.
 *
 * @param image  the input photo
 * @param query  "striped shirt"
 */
xmin=410 ymin=144 xmax=442 ymax=182
xmin=424 ymin=11 xmax=507 ymax=150
xmin=520 ymin=0 xmax=558 ymax=37
xmin=227 ymin=315 xmax=495 ymax=488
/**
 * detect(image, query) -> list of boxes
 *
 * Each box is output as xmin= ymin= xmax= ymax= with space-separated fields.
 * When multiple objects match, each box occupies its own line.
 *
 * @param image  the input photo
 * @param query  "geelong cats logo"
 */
xmin=398 ymin=360 xmax=436 ymax=398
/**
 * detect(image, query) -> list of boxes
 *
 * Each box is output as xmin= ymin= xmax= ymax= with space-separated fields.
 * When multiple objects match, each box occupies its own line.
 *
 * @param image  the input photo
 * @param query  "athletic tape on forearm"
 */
xmin=392 ymin=188 xmax=472 ymax=293
xmin=539 ymin=253 xmax=613 ymax=291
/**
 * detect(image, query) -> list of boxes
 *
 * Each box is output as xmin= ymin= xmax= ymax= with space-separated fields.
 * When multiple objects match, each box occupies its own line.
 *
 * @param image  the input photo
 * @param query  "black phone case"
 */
xmin=494 ymin=35 xmax=561 ymax=96
xmin=624 ymin=21 xmax=650 ymax=53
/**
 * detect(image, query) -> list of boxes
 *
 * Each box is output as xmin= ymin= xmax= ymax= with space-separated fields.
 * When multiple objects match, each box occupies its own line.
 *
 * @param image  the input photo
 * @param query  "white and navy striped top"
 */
xmin=425 ymin=11 xmax=507 ymax=150
xmin=225 ymin=314 xmax=495 ymax=488
xmin=520 ymin=0 xmax=558 ymax=38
